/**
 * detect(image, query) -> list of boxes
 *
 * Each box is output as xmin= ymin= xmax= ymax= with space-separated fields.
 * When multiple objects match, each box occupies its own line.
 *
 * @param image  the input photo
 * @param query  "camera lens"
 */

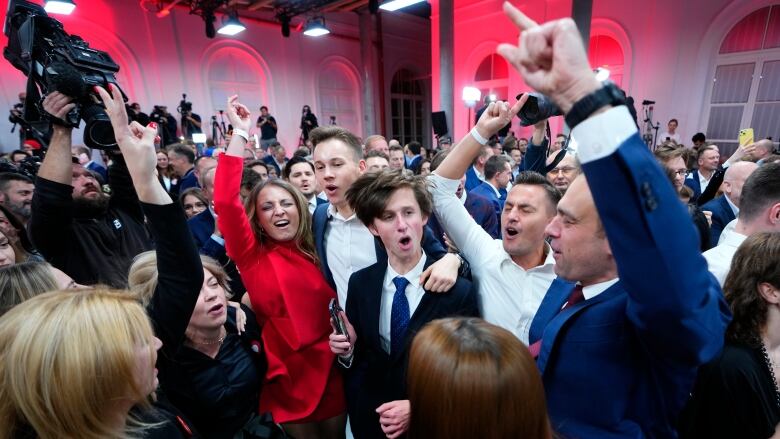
xmin=81 ymin=104 xmax=118 ymax=150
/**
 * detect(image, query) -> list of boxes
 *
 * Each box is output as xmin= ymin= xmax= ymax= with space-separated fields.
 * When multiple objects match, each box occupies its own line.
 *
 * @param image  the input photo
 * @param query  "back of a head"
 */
xmin=407 ymin=318 xmax=550 ymax=439
xmin=484 ymin=155 xmax=510 ymax=181
xmin=739 ymin=162 xmax=780 ymax=225
xmin=0 ymin=288 xmax=154 ymax=439
xmin=0 ymin=262 xmax=58 ymax=316
xmin=168 ymin=143 xmax=196 ymax=164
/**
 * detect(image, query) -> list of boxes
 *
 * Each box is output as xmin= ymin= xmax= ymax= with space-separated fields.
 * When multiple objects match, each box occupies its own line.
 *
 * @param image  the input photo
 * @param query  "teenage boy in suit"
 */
xmin=329 ymin=169 xmax=479 ymax=439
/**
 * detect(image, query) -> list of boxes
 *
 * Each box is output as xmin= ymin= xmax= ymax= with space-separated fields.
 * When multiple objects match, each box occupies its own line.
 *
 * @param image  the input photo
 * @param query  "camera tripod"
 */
xmin=211 ymin=110 xmax=228 ymax=146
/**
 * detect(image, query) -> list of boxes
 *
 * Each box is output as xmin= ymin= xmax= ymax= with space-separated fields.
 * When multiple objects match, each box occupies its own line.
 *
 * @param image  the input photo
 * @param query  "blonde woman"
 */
xmin=0 ymin=288 xmax=162 ymax=439
xmin=0 ymin=261 xmax=83 ymax=316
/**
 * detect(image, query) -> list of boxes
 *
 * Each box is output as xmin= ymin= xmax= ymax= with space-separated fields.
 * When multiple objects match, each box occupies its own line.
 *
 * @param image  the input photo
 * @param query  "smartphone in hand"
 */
xmin=329 ymin=298 xmax=349 ymax=342
xmin=739 ymin=128 xmax=754 ymax=147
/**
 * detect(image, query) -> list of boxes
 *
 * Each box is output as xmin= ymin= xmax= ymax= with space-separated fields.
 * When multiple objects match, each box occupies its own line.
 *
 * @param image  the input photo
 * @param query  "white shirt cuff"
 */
xmin=210 ymin=234 xmax=225 ymax=246
xmin=571 ymin=106 xmax=638 ymax=164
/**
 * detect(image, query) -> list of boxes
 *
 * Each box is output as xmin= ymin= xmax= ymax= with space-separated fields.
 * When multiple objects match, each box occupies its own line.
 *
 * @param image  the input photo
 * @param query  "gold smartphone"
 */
xmin=739 ymin=128 xmax=754 ymax=147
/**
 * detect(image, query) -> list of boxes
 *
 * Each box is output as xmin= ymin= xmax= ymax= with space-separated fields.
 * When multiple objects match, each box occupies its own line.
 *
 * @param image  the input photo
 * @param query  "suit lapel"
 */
xmin=528 ymin=277 xmax=576 ymax=344
xmin=536 ymin=282 xmax=624 ymax=374
xmin=362 ymin=263 xmax=386 ymax=354
xmin=313 ymin=204 xmax=336 ymax=290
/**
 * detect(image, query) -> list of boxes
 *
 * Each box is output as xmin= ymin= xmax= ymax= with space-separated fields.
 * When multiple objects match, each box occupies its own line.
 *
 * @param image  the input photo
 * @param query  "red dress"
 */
xmin=213 ymin=154 xmax=345 ymax=423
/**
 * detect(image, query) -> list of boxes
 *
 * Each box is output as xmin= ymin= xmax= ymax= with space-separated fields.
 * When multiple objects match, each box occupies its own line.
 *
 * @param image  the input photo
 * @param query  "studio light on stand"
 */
xmin=44 ymin=0 xmax=76 ymax=15
xmin=379 ymin=0 xmax=425 ymax=12
xmin=303 ymin=17 xmax=330 ymax=37
xmin=462 ymin=86 xmax=481 ymax=133
xmin=217 ymin=12 xmax=246 ymax=36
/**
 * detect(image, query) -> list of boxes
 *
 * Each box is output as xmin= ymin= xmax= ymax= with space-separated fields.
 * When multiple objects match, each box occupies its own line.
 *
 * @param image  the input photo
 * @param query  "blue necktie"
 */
xmin=390 ymin=276 xmax=411 ymax=356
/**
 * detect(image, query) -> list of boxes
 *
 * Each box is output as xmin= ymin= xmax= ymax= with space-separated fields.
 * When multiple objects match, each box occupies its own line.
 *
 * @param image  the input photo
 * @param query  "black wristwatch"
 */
xmin=564 ymin=80 xmax=626 ymax=129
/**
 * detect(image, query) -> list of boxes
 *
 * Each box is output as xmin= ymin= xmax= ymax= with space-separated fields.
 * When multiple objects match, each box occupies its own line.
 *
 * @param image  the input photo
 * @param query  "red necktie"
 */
xmin=528 ymin=284 xmax=584 ymax=358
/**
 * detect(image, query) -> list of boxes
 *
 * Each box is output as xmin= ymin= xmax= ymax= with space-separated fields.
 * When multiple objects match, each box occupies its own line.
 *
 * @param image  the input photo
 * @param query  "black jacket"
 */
xmin=29 ymin=155 xmax=152 ymax=287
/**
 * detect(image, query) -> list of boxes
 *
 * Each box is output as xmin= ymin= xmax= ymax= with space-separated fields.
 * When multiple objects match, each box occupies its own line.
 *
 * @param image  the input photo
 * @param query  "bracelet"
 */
xmin=470 ymin=127 xmax=488 ymax=145
xmin=233 ymin=128 xmax=249 ymax=142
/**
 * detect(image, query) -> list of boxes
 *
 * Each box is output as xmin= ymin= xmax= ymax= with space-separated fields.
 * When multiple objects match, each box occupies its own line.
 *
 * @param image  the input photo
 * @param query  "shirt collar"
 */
xmin=722 ymin=229 xmax=748 ymax=248
xmin=326 ymin=203 xmax=358 ymax=222
xmin=486 ymin=181 xmax=501 ymax=197
xmin=472 ymin=165 xmax=484 ymax=180
xmin=582 ymin=278 xmax=620 ymax=300
xmin=384 ymin=252 xmax=428 ymax=290
xmin=724 ymin=195 xmax=739 ymax=216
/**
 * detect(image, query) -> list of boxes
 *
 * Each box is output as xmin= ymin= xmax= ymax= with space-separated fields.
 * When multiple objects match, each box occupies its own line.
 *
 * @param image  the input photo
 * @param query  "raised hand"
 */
xmin=95 ymin=84 xmax=171 ymax=205
xmin=225 ymin=95 xmax=252 ymax=133
xmin=497 ymin=2 xmax=600 ymax=113
xmin=475 ymin=98 xmax=525 ymax=140
xmin=42 ymin=91 xmax=76 ymax=125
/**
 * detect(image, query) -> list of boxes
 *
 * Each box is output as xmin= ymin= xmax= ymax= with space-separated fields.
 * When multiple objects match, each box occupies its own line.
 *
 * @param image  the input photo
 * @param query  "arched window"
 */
xmin=474 ymin=54 xmax=508 ymax=102
xmin=588 ymin=35 xmax=624 ymax=87
xmin=390 ymin=69 xmax=424 ymax=145
xmin=318 ymin=62 xmax=361 ymax=136
xmin=705 ymin=5 xmax=780 ymax=156
xmin=206 ymin=48 xmax=267 ymax=120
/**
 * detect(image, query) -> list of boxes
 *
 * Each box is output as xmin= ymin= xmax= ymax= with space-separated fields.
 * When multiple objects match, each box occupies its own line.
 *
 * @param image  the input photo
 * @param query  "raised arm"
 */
xmin=520 ymin=120 xmax=550 ymax=173
xmin=213 ymin=95 xmax=258 ymax=266
xmin=498 ymin=3 xmax=728 ymax=362
xmin=29 ymin=94 xmax=77 ymax=266
xmin=97 ymin=84 xmax=203 ymax=350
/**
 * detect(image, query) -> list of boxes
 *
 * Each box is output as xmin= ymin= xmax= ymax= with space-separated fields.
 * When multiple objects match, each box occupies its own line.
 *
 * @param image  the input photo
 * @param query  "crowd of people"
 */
xmin=0 ymin=3 xmax=779 ymax=439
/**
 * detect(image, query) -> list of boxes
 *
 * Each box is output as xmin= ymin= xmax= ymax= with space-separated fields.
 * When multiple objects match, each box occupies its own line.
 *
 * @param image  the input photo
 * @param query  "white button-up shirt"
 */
xmin=379 ymin=253 xmax=427 ymax=354
xmin=325 ymin=204 xmax=378 ymax=308
xmin=428 ymin=173 xmax=556 ymax=344
xmin=703 ymin=229 xmax=747 ymax=286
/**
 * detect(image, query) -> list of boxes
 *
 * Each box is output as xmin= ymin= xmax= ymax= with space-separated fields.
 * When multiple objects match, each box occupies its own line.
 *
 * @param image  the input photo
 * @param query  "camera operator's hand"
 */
xmin=95 ymin=84 xmax=171 ymax=206
xmin=475 ymin=96 xmax=525 ymax=140
xmin=225 ymin=95 xmax=251 ymax=133
xmin=42 ymin=92 xmax=76 ymax=130
xmin=497 ymin=2 xmax=600 ymax=114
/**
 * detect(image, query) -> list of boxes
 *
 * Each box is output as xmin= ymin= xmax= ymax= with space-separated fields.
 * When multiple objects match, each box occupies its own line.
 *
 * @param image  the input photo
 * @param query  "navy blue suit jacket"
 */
xmin=464 ymin=166 xmax=482 ymax=192
xmin=428 ymin=191 xmax=500 ymax=243
xmin=312 ymin=202 xmax=449 ymax=292
xmin=344 ymin=255 xmax=479 ymax=439
xmin=700 ymin=195 xmax=735 ymax=246
xmin=171 ymin=168 xmax=198 ymax=199
xmin=469 ymin=182 xmax=504 ymax=226
xmin=520 ymin=137 xmax=549 ymax=174
xmin=683 ymin=169 xmax=703 ymax=201
xmin=263 ymin=156 xmax=284 ymax=177
xmin=528 ymin=132 xmax=730 ymax=438
xmin=187 ymin=209 xmax=246 ymax=297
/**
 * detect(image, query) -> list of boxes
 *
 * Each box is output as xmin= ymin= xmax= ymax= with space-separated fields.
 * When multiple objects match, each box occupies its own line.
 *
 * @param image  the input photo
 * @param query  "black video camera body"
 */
xmin=178 ymin=94 xmax=192 ymax=115
xmin=3 ymin=0 xmax=126 ymax=150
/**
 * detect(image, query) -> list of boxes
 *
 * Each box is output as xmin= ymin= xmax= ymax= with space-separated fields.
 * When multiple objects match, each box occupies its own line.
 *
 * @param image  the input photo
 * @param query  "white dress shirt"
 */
xmin=428 ymin=173 xmax=556 ymax=344
xmin=307 ymin=196 xmax=318 ymax=215
xmin=657 ymin=131 xmax=681 ymax=145
xmin=379 ymin=253 xmax=428 ymax=354
xmin=325 ymin=204 xmax=378 ymax=308
xmin=703 ymin=229 xmax=747 ymax=286
xmin=724 ymin=194 xmax=739 ymax=217
xmin=699 ymin=171 xmax=713 ymax=194
xmin=582 ymin=278 xmax=620 ymax=300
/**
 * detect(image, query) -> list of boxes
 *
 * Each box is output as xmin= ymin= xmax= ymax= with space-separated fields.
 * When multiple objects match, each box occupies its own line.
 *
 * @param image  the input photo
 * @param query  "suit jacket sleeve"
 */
xmin=573 ymin=106 xmax=730 ymax=366
xmin=520 ymin=137 xmax=549 ymax=173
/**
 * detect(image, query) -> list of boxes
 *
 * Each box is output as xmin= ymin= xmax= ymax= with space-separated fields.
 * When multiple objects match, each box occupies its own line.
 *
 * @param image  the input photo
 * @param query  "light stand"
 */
xmin=641 ymin=100 xmax=660 ymax=150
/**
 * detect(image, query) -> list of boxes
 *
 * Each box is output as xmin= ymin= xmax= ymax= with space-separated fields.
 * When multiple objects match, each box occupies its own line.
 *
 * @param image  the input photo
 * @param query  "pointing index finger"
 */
xmin=503 ymin=1 xmax=538 ymax=31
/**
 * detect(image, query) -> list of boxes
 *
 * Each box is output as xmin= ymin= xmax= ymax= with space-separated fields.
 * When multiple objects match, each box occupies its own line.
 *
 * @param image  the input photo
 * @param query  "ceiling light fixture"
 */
xmin=379 ymin=0 xmax=425 ymax=12
xmin=303 ymin=17 xmax=330 ymax=37
xmin=217 ymin=12 xmax=246 ymax=36
xmin=44 ymin=0 xmax=76 ymax=15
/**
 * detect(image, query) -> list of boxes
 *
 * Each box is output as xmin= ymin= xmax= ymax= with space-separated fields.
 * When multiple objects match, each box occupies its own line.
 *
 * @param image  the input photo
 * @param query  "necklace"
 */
xmin=189 ymin=328 xmax=226 ymax=346
xmin=757 ymin=338 xmax=780 ymax=410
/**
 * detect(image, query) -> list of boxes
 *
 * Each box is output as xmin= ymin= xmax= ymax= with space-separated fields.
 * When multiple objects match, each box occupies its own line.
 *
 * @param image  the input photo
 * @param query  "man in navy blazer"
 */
xmin=330 ymin=169 xmax=479 ymax=439
xmin=684 ymin=145 xmax=720 ymax=202
xmin=469 ymin=155 xmax=512 ymax=226
xmin=464 ymin=144 xmax=492 ymax=192
xmin=700 ymin=161 xmax=757 ymax=244
xmin=494 ymin=6 xmax=730 ymax=438
xmin=310 ymin=125 xmax=465 ymax=310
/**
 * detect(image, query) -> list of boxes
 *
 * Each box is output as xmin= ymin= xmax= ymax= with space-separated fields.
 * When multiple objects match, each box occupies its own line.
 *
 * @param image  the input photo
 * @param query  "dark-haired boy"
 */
xmin=330 ymin=169 xmax=479 ymax=439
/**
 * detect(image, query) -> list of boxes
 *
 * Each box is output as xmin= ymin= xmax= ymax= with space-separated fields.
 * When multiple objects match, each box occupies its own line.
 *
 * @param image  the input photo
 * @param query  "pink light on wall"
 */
xmin=588 ymin=34 xmax=625 ymax=87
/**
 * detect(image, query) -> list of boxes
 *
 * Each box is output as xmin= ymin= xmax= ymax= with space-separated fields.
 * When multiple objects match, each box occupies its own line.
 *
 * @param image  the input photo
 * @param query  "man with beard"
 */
xmin=284 ymin=156 xmax=325 ymax=215
xmin=28 ymin=91 xmax=152 ymax=287
xmin=0 ymin=173 xmax=34 ymax=226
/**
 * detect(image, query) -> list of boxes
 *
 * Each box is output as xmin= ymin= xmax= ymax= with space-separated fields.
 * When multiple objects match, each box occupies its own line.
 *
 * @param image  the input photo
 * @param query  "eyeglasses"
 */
xmin=550 ymin=166 xmax=577 ymax=175
xmin=672 ymin=169 xmax=687 ymax=177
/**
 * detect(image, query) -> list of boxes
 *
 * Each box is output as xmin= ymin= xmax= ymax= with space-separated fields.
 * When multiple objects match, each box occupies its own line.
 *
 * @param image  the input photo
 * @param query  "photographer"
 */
xmin=150 ymin=105 xmax=177 ymax=146
xmin=255 ymin=106 xmax=278 ymax=151
xmin=28 ymin=90 xmax=153 ymax=288
xmin=299 ymin=104 xmax=318 ymax=143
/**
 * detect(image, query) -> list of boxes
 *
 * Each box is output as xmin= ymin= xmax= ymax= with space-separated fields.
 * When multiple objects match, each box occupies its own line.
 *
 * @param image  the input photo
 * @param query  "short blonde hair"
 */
xmin=0 ymin=289 xmax=156 ymax=439
xmin=128 ymin=251 xmax=230 ymax=306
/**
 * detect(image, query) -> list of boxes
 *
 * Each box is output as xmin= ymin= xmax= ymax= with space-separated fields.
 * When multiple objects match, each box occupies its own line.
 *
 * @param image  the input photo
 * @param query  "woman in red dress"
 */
xmin=213 ymin=95 xmax=346 ymax=439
